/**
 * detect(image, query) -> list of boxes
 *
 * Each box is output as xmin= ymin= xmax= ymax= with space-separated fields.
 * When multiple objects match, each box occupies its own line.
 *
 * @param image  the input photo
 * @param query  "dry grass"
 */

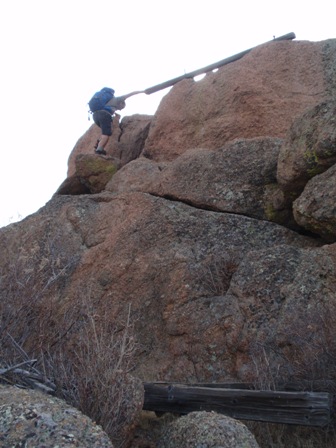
xmin=44 ymin=304 xmax=139 ymax=446
xmin=0 ymin=236 xmax=139 ymax=447
xmin=200 ymin=252 xmax=239 ymax=296
xmin=246 ymin=302 xmax=336 ymax=448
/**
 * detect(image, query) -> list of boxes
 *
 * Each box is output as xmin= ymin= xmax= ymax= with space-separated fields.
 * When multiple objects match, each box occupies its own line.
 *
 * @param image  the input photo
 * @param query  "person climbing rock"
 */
xmin=88 ymin=88 xmax=126 ymax=155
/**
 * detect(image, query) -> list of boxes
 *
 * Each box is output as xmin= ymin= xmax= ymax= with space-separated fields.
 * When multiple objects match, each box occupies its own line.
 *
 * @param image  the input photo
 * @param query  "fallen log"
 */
xmin=143 ymin=382 xmax=332 ymax=427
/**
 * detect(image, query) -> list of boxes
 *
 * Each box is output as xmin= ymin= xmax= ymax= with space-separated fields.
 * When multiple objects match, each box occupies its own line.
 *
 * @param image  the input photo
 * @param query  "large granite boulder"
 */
xmin=277 ymin=100 xmax=336 ymax=198
xmin=143 ymin=39 xmax=336 ymax=162
xmin=293 ymin=163 xmax=336 ymax=242
xmin=158 ymin=411 xmax=259 ymax=448
xmin=108 ymin=137 xmax=295 ymax=227
xmin=67 ymin=114 xmax=152 ymax=177
xmin=2 ymin=37 xmax=336 ymax=448
xmin=58 ymin=153 xmax=119 ymax=195
xmin=0 ymin=191 xmax=322 ymax=382
xmin=0 ymin=385 xmax=113 ymax=447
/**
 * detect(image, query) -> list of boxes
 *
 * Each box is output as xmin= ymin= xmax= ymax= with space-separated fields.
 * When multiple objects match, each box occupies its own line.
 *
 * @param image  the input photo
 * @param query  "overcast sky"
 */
xmin=0 ymin=0 xmax=334 ymax=226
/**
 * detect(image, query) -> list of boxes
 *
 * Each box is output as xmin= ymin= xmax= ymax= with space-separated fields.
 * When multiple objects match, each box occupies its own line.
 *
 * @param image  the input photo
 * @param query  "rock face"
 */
xmin=58 ymin=154 xmax=119 ymax=195
xmin=142 ymin=39 xmax=335 ymax=161
xmin=0 ymin=386 xmax=113 ymax=447
xmin=276 ymin=99 xmax=336 ymax=239
xmin=0 ymin=191 xmax=323 ymax=381
xmin=277 ymin=100 xmax=336 ymax=197
xmin=1 ymin=37 xmax=336 ymax=447
xmin=293 ymin=163 xmax=336 ymax=242
xmin=158 ymin=411 xmax=260 ymax=448
xmin=68 ymin=114 xmax=152 ymax=177
xmin=108 ymin=137 xmax=295 ymax=227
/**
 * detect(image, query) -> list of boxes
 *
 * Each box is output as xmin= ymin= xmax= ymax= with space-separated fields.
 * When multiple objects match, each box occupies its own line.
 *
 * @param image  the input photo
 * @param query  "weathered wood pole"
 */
xmin=143 ymin=382 xmax=332 ymax=427
xmin=121 ymin=32 xmax=296 ymax=99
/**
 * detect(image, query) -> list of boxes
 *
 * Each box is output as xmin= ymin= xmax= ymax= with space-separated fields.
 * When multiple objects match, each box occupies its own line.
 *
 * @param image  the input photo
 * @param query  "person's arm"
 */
xmin=106 ymin=96 xmax=126 ymax=111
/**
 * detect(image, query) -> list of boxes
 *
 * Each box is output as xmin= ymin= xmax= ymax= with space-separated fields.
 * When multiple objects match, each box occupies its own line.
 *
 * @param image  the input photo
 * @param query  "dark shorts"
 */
xmin=92 ymin=110 xmax=113 ymax=136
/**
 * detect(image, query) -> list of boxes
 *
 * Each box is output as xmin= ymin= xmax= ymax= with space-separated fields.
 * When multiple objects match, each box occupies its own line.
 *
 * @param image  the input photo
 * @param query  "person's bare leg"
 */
xmin=96 ymin=135 xmax=109 ymax=154
xmin=98 ymin=135 xmax=109 ymax=149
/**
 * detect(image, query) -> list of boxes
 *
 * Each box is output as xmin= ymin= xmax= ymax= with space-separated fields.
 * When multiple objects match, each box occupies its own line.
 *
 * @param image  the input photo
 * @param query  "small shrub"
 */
xmin=43 ymin=304 xmax=141 ymax=447
xmin=200 ymin=252 xmax=239 ymax=296
xmin=0 ymin=235 xmax=140 ymax=447
xmin=246 ymin=301 xmax=336 ymax=448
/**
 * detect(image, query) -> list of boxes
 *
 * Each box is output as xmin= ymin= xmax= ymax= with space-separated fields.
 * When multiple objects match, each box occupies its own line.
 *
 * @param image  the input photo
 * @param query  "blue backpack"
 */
xmin=88 ymin=87 xmax=115 ymax=113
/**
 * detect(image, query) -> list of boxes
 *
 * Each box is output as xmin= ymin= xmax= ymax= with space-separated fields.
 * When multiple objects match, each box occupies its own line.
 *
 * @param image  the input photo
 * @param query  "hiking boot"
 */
xmin=95 ymin=148 xmax=107 ymax=155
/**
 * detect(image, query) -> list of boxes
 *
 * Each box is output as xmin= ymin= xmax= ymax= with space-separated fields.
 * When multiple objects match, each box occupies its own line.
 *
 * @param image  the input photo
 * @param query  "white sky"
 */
xmin=0 ymin=0 xmax=334 ymax=227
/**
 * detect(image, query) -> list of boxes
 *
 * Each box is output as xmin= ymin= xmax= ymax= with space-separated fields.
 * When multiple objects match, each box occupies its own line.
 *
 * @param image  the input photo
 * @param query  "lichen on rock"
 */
xmin=158 ymin=411 xmax=260 ymax=448
xmin=0 ymin=385 xmax=114 ymax=447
